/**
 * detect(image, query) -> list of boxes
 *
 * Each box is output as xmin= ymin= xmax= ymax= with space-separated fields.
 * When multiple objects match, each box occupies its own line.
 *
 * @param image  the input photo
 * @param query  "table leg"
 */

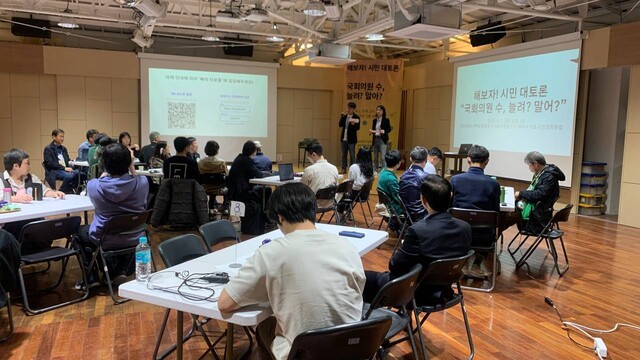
xmin=177 ymin=311 xmax=184 ymax=360
xmin=225 ymin=323 xmax=235 ymax=360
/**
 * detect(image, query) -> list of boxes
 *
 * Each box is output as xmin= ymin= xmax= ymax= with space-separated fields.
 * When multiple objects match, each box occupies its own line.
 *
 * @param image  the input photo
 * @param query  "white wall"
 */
xmin=584 ymin=67 xmax=629 ymax=215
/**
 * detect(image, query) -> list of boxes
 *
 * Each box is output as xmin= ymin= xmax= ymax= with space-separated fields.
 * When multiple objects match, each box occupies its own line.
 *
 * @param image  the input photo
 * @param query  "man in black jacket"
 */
xmin=363 ymin=174 xmax=471 ymax=306
xmin=338 ymin=102 xmax=360 ymax=173
xmin=163 ymin=137 xmax=199 ymax=180
xmin=227 ymin=140 xmax=268 ymax=205
xmin=514 ymin=151 xmax=566 ymax=234
xmin=43 ymin=129 xmax=82 ymax=194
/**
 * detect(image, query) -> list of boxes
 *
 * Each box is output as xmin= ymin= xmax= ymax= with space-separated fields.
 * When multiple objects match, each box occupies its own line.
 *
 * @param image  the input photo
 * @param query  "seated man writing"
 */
xmin=364 ymin=175 xmax=471 ymax=306
xmin=218 ymin=182 xmax=365 ymax=360
xmin=2 ymin=148 xmax=65 ymax=254
xmin=77 ymin=143 xmax=149 ymax=289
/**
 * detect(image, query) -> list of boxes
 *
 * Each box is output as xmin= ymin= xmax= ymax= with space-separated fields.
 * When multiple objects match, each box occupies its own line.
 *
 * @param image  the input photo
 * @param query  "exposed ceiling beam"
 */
xmin=461 ymin=3 xmax=583 ymax=21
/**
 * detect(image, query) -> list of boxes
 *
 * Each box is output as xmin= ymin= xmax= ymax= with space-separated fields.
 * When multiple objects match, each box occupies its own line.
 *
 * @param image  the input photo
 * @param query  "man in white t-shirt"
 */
xmin=300 ymin=141 xmax=339 ymax=208
xmin=424 ymin=146 xmax=443 ymax=175
xmin=218 ymin=183 xmax=365 ymax=360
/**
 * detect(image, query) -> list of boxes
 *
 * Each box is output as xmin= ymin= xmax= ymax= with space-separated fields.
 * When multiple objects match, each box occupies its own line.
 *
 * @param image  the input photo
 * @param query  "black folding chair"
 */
xmin=86 ymin=210 xmax=153 ymax=304
xmin=316 ymin=185 xmax=339 ymax=224
xmin=199 ymin=172 xmax=229 ymax=217
xmin=287 ymin=316 xmax=393 ymax=360
xmin=16 ymin=216 xmax=89 ymax=315
xmin=449 ymin=208 xmax=499 ymax=292
xmin=508 ymin=204 xmax=572 ymax=276
xmin=154 ymin=234 xmax=221 ymax=360
xmin=362 ymin=264 xmax=422 ymax=359
xmin=411 ymin=250 xmax=475 ymax=360
xmin=377 ymin=189 xmax=412 ymax=251
xmin=329 ymin=179 xmax=354 ymax=225
xmin=198 ymin=220 xmax=238 ymax=252
xmin=352 ymin=178 xmax=375 ymax=228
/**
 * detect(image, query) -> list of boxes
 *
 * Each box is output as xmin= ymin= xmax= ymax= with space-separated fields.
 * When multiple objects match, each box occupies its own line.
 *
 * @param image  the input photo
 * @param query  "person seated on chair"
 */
xmin=347 ymin=147 xmax=375 ymax=199
xmin=149 ymin=141 xmax=170 ymax=170
xmin=140 ymin=131 xmax=160 ymax=164
xmin=218 ymin=182 xmax=365 ymax=360
xmin=119 ymin=131 xmax=140 ymax=159
xmin=376 ymin=150 xmax=404 ymax=220
xmin=199 ymin=140 xmax=228 ymax=210
xmin=186 ymin=137 xmax=201 ymax=162
xmin=78 ymin=129 xmax=99 ymax=159
xmin=450 ymin=145 xmax=500 ymax=277
xmin=506 ymin=151 xmax=565 ymax=235
xmin=400 ymin=146 xmax=430 ymax=222
xmin=364 ymin=175 xmax=471 ymax=306
xmin=227 ymin=140 xmax=268 ymax=206
xmin=252 ymin=141 xmax=272 ymax=173
xmin=2 ymin=148 xmax=65 ymax=253
xmin=163 ymin=137 xmax=199 ymax=180
xmin=301 ymin=141 xmax=339 ymax=209
xmin=424 ymin=146 xmax=443 ymax=175
xmin=43 ymin=128 xmax=84 ymax=194
xmin=77 ymin=143 xmax=149 ymax=289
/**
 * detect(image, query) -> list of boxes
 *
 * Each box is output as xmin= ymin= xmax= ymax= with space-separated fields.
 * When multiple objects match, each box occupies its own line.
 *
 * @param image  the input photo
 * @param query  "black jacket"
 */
xmin=389 ymin=211 xmax=471 ymax=306
xmin=150 ymin=178 xmax=208 ymax=228
xmin=371 ymin=117 xmax=391 ymax=144
xmin=227 ymin=154 xmax=264 ymax=203
xmin=43 ymin=142 xmax=70 ymax=171
xmin=339 ymin=113 xmax=361 ymax=144
xmin=140 ymin=143 xmax=156 ymax=164
xmin=519 ymin=164 xmax=566 ymax=234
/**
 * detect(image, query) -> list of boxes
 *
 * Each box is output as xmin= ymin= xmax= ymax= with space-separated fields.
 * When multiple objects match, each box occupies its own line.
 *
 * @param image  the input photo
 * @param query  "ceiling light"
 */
xmin=58 ymin=15 xmax=79 ymax=29
xmin=364 ymin=33 xmax=384 ymax=41
xmin=530 ymin=0 xmax=551 ymax=10
xmin=303 ymin=1 xmax=326 ymax=16
xmin=113 ymin=0 xmax=142 ymax=6
xmin=202 ymin=30 xmax=219 ymax=42
xmin=512 ymin=0 xmax=528 ymax=6
xmin=266 ymin=35 xmax=284 ymax=42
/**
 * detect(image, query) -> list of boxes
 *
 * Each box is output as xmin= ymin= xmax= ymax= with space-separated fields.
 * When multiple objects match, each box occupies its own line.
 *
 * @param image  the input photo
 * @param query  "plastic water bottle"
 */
xmin=3 ymin=188 xmax=12 ymax=204
xmin=135 ymin=236 xmax=151 ymax=282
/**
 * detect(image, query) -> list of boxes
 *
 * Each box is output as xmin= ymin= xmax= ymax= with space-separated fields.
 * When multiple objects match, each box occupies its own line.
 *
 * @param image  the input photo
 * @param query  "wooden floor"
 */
xmin=1 ymin=199 xmax=640 ymax=359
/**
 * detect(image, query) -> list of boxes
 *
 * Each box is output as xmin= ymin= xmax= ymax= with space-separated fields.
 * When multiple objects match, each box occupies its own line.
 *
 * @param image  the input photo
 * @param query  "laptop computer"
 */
xmin=458 ymin=143 xmax=473 ymax=155
xmin=278 ymin=163 xmax=294 ymax=181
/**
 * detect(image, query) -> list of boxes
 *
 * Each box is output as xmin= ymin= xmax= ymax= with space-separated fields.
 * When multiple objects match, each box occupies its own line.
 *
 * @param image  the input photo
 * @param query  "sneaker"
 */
xmin=75 ymin=275 xmax=99 ymax=291
xmin=468 ymin=264 xmax=485 ymax=279
xmin=110 ymin=274 xmax=128 ymax=288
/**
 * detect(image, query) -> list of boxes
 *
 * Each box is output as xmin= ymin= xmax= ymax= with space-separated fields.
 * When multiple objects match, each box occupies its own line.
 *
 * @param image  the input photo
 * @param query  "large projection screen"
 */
xmin=140 ymin=53 xmax=279 ymax=161
xmin=450 ymin=33 xmax=582 ymax=186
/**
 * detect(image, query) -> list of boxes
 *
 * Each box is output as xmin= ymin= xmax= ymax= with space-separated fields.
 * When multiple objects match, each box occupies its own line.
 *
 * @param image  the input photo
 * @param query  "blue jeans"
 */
xmin=55 ymin=169 xmax=80 ymax=193
xmin=340 ymin=141 xmax=356 ymax=169
xmin=372 ymin=137 xmax=387 ymax=169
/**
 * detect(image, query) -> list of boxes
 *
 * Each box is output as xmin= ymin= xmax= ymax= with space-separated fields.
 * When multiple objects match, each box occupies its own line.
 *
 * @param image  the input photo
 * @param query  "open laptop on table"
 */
xmin=278 ymin=163 xmax=295 ymax=182
xmin=458 ymin=143 xmax=473 ymax=155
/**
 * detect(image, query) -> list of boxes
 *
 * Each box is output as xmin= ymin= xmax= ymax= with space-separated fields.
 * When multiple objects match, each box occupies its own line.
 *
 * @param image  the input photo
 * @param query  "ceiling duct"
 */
xmin=306 ymin=43 xmax=356 ymax=65
xmin=387 ymin=4 xmax=467 ymax=41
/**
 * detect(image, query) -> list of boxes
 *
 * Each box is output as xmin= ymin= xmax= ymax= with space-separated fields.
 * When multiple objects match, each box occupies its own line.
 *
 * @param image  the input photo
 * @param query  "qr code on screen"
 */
xmin=167 ymin=102 xmax=196 ymax=129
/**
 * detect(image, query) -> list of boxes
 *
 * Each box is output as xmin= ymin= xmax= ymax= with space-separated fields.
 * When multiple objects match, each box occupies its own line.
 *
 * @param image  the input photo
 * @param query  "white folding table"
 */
xmin=0 ymin=194 xmax=94 ymax=224
xmin=119 ymin=223 xmax=389 ymax=360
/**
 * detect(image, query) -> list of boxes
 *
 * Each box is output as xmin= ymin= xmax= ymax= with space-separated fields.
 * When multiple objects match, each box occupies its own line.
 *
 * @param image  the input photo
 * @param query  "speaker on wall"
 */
xmin=469 ymin=21 xmax=506 ymax=47
xmin=223 ymin=44 xmax=254 ymax=57
xmin=11 ymin=17 xmax=52 ymax=39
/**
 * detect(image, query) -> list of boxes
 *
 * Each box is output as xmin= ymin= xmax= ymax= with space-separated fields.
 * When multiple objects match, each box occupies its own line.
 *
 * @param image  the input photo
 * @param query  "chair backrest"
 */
xmin=336 ymin=179 xmax=354 ymax=194
xmin=316 ymin=185 xmax=338 ymax=201
xmin=449 ymin=208 xmax=498 ymax=246
xmin=419 ymin=250 xmax=475 ymax=287
xmin=19 ymin=216 xmax=81 ymax=246
xmin=377 ymin=189 xmax=400 ymax=218
xmin=364 ymin=264 xmax=422 ymax=318
xmin=158 ymin=234 xmax=208 ymax=267
xmin=101 ymin=210 xmax=152 ymax=243
xmin=356 ymin=178 xmax=374 ymax=202
xmin=198 ymin=220 xmax=237 ymax=252
xmin=287 ymin=316 xmax=392 ymax=360
xmin=551 ymin=204 xmax=573 ymax=224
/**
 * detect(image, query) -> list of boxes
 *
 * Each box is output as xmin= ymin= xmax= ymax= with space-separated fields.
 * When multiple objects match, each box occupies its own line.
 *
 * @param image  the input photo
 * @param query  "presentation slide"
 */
xmin=139 ymin=54 xmax=278 ymax=161
xmin=148 ymin=68 xmax=268 ymax=138
xmin=451 ymin=37 xmax=581 ymax=185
